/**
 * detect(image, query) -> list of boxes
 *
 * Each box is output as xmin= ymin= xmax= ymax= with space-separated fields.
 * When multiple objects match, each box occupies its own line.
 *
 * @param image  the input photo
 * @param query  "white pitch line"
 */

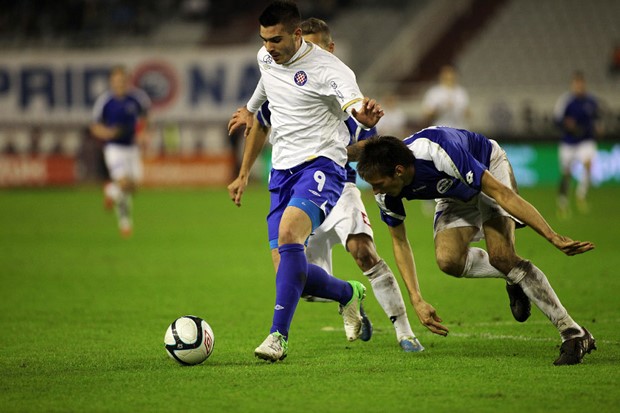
xmin=320 ymin=325 xmax=620 ymax=345
xmin=442 ymin=332 xmax=619 ymax=345
xmin=449 ymin=332 xmax=555 ymax=342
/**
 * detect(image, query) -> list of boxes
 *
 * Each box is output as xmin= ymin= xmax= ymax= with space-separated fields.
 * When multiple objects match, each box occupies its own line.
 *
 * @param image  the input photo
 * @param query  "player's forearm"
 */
xmin=390 ymin=227 xmax=424 ymax=305
xmin=238 ymin=123 xmax=269 ymax=179
xmin=482 ymin=172 xmax=556 ymax=242
xmin=503 ymin=192 xmax=555 ymax=241
xmin=90 ymin=123 xmax=118 ymax=140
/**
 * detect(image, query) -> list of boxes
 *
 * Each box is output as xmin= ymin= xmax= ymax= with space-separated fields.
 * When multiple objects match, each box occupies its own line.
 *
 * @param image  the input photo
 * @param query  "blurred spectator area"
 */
xmin=1 ymin=0 xmax=618 ymax=134
xmin=0 ymin=0 xmax=359 ymax=47
xmin=453 ymin=0 xmax=620 ymax=135
xmin=348 ymin=0 xmax=620 ymax=137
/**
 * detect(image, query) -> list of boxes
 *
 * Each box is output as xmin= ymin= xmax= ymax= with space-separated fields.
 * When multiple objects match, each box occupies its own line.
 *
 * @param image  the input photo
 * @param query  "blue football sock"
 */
xmin=303 ymin=264 xmax=353 ymax=306
xmin=270 ymin=243 xmax=307 ymax=339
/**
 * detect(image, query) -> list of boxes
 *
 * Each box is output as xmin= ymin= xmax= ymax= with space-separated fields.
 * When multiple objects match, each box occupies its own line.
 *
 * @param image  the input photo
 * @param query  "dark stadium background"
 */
xmin=1 ymin=0 xmax=618 ymax=187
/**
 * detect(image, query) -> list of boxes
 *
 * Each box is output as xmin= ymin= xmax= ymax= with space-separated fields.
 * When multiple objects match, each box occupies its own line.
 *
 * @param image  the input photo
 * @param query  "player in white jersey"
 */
xmin=422 ymin=64 xmax=470 ymax=129
xmin=228 ymin=17 xmax=422 ymax=353
xmin=227 ymin=1 xmax=383 ymax=362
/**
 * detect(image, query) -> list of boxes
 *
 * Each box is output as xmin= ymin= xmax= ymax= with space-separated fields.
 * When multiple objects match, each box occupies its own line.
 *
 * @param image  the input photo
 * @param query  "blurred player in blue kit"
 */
xmin=353 ymin=128 xmax=597 ymax=365
xmin=90 ymin=65 xmax=150 ymax=237
xmin=553 ymin=71 xmax=601 ymax=217
xmin=228 ymin=17 xmax=425 ymax=353
xmin=227 ymin=1 xmax=384 ymax=362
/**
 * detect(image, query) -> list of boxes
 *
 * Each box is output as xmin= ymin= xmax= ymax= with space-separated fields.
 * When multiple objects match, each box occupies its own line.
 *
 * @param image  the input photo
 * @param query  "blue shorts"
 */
xmin=267 ymin=157 xmax=346 ymax=249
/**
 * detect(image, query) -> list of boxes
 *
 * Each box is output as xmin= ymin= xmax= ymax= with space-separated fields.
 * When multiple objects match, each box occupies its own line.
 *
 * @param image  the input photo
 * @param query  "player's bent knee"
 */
xmin=436 ymin=256 xmax=464 ymax=278
xmin=347 ymin=235 xmax=379 ymax=272
xmin=351 ymin=246 xmax=379 ymax=272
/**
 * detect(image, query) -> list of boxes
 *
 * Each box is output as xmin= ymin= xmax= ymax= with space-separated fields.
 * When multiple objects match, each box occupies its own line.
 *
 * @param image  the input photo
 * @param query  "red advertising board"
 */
xmin=0 ymin=155 xmax=77 ymax=186
xmin=142 ymin=155 xmax=234 ymax=187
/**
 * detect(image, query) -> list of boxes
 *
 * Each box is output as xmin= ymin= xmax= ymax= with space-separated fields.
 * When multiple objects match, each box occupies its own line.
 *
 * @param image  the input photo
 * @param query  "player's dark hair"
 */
xmin=357 ymin=136 xmax=415 ymax=180
xmin=259 ymin=1 xmax=301 ymax=33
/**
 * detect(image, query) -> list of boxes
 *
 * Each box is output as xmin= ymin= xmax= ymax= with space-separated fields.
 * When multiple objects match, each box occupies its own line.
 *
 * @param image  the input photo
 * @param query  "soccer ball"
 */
xmin=164 ymin=315 xmax=215 ymax=365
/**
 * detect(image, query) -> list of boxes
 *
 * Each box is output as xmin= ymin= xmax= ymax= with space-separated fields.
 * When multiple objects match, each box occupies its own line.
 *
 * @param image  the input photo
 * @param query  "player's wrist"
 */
xmin=409 ymin=293 xmax=424 ymax=306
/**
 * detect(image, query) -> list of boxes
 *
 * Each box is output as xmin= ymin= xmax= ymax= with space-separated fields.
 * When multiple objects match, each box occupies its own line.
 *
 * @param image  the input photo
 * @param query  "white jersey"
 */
xmin=247 ymin=40 xmax=364 ymax=169
xmin=422 ymin=84 xmax=469 ymax=129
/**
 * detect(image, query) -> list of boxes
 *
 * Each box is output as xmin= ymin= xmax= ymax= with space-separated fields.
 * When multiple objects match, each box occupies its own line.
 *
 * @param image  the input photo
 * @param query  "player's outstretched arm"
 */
xmin=227 ymin=106 xmax=254 ymax=137
xmin=388 ymin=223 xmax=449 ymax=336
xmin=227 ymin=119 xmax=269 ymax=207
xmin=351 ymin=97 xmax=384 ymax=129
xmin=480 ymin=171 xmax=595 ymax=255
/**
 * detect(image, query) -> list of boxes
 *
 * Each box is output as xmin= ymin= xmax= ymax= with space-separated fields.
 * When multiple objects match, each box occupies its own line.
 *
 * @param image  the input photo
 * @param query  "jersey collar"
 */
xmin=283 ymin=40 xmax=313 ymax=66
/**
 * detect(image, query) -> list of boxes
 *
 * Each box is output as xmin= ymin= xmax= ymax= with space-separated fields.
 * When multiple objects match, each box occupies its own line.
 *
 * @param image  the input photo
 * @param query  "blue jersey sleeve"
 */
xmin=375 ymin=194 xmax=407 ymax=227
xmin=256 ymin=101 xmax=271 ymax=128
xmin=344 ymin=116 xmax=377 ymax=145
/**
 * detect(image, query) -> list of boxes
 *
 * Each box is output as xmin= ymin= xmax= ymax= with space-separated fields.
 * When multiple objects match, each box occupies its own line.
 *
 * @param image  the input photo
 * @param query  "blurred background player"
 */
xmin=419 ymin=63 xmax=471 ymax=216
xmin=355 ymin=131 xmax=596 ymax=365
xmin=90 ymin=65 xmax=151 ymax=237
xmin=377 ymin=93 xmax=409 ymax=137
xmin=229 ymin=17 xmax=423 ymax=352
xmin=553 ymin=71 xmax=602 ymax=217
xmin=421 ymin=64 xmax=470 ymax=129
xmin=227 ymin=1 xmax=383 ymax=362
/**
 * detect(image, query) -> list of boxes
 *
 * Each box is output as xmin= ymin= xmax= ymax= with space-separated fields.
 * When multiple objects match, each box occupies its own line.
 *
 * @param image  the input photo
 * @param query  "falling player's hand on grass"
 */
xmin=351 ymin=97 xmax=384 ymax=129
xmin=228 ymin=106 xmax=254 ymax=137
xmin=551 ymin=234 xmax=595 ymax=256
xmin=414 ymin=300 xmax=449 ymax=336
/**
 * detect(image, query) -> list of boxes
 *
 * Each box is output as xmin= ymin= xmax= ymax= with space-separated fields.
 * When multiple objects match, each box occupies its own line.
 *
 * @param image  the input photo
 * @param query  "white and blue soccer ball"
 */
xmin=164 ymin=315 xmax=214 ymax=365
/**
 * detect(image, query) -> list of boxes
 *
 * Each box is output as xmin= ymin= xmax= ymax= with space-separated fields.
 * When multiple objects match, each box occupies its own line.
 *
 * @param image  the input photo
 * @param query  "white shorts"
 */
xmin=433 ymin=139 xmax=522 ymax=242
xmin=306 ymin=182 xmax=373 ymax=274
xmin=559 ymin=140 xmax=597 ymax=171
xmin=104 ymin=144 xmax=143 ymax=182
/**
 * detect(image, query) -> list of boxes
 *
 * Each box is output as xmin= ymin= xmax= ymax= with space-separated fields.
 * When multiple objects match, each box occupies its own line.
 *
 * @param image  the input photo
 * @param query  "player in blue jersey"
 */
xmin=228 ymin=17 xmax=424 ymax=352
xmin=90 ymin=65 xmax=151 ymax=237
xmin=353 ymin=128 xmax=597 ymax=365
xmin=227 ymin=2 xmax=383 ymax=362
xmin=553 ymin=71 xmax=601 ymax=216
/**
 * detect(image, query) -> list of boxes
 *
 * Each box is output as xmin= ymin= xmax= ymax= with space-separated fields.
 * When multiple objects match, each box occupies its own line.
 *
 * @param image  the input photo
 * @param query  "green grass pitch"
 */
xmin=1 ymin=185 xmax=619 ymax=412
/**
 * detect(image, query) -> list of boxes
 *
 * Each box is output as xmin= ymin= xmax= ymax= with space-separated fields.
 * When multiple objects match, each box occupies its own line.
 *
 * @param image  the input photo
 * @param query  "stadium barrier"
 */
xmin=1 ymin=123 xmax=618 ymax=189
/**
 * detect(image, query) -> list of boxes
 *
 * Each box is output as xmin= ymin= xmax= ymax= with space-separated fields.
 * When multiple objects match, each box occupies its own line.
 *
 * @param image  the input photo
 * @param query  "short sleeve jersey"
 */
xmin=553 ymin=92 xmax=599 ymax=145
xmin=92 ymin=88 xmax=151 ymax=146
xmin=253 ymin=41 xmax=365 ymax=169
xmin=376 ymin=127 xmax=493 ymax=227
